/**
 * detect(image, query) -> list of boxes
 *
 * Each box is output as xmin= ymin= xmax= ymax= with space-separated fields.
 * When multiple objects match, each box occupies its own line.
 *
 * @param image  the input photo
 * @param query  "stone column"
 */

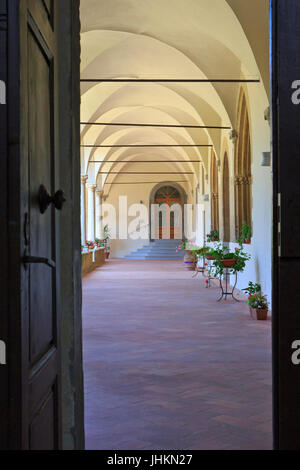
xmin=80 ymin=175 xmax=88 ymax=245
xmin=86 ymin=184 xmax=96 ymax=240
xmin=95 ymin=189 xmax=103 ymax=239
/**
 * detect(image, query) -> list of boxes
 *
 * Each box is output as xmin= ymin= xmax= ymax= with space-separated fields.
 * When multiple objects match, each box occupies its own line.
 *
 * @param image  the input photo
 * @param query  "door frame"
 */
xmin=149 ymin=182 xmax=187 ymax=241
xmin=2 ymin=0 xmax=300 ymax=451
xmin=271 ymin=0 xmax=300 ymax=450
xmin=0 ymin=0 xmax=84 ymax=450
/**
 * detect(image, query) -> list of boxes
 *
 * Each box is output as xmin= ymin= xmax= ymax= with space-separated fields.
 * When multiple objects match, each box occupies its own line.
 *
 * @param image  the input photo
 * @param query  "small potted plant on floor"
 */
xmin=237 ymin=222 xmax=252 ymax=244
xmin=242 ymin=282 xmax=262 ymax=317
xmin=248 ymin=292 xmax=269 ymax=321
xmin=177 ymin=240 xmax=199 ymax=271
xmin=103 ymin=225 xmax=111 ymax=259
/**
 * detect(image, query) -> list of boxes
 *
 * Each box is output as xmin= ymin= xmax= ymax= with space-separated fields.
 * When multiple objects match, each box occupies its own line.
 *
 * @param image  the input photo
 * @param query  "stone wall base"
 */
xmin=82 ymin=249 xmax=105 ymax=276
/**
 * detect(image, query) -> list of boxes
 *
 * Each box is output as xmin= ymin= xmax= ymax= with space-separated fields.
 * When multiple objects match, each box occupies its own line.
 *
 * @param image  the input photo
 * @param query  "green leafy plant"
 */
xmin=237 ymin=222 xmax=252 ymax=244
xmin=95 ymin=238 xmax=105 ymax=248
xmin=85 ymin=240 xmax=95 ymax=249
xmin=242 ymin=281 xmax=261 ymax=296
xmin=176 ymin=242 xmax=210 ymax=262
xmin=103 ymin=224 xmax=110 ymax=242
xmin=207 ymin=229 xmax=219 ymax=243
xmin=210 ymin=243 xmax=251 ymax=277
xmin=248 ymin=292 xmax=268 ymax=310
xmin=176 ymin=240 xmax=198 ymax=252
xmin=194 ymin=246 xmax=211 ymax=257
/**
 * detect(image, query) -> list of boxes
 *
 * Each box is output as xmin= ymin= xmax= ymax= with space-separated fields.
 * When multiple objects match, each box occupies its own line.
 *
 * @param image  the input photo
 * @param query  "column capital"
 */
xmin=81 ymin=175 xmax=88 ymax=183
xmin=87 ymin=184 xmax=97 ymax=191
xmin=264 ymin=106 xmax=270 ymax=125
xmin=229 ymin=129 xmax=238 ymax=145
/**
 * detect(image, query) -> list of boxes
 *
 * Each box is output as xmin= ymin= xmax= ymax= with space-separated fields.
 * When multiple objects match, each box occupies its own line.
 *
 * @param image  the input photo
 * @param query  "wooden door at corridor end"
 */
xmin=271 ymin=0 xmax=300 ymax=450
xmin=154 ymin=186 xmax=182 ymax=239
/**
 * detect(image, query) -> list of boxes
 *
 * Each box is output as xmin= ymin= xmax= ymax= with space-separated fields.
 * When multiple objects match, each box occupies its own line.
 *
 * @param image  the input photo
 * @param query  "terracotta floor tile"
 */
xmin=83 ymin=260 xmax=272 ymax=450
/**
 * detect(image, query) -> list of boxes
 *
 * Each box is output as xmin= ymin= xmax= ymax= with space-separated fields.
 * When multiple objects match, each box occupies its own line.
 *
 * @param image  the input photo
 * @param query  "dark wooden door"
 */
xmin=155 ymin=197 xmax=182 ymax=239
xmin=19 ymin=0 xmax=62 ymax=449
xmin=271 ymin=0 xmax=300 ymax=450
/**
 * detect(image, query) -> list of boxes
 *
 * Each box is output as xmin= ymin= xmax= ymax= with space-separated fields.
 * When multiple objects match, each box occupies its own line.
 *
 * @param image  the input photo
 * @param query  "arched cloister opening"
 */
xmin=149 ymin=181 xmax=187 ymax=241
xmin=222 ymin=152 xmax=230 ymax=242
xmin=210 ymin=150 xmax=219 ymax=233
xmin=79 ymin=0 xmax=272 ymax=452
xmin=234 ymin=90 xmax=252 ymax=239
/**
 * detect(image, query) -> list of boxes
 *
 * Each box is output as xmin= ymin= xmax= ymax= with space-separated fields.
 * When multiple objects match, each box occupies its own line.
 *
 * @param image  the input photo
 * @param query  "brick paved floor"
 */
xmin=83 ymin=260 xmax=272 ymax=450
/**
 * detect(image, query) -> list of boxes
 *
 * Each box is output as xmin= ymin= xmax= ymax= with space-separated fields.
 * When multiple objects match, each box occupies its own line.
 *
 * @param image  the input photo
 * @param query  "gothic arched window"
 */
xmin=234 ymin=91 xmax=252 ymax=239
xmin=222 ymin=152 xmax=230 ymax=242
xmin=210 ymin=150 xmax=219 ymax=232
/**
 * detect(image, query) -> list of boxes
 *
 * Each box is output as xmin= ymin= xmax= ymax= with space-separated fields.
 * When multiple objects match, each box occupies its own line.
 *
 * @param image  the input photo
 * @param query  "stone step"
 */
xmin=124 ymin=240 xmax=184 ymax=260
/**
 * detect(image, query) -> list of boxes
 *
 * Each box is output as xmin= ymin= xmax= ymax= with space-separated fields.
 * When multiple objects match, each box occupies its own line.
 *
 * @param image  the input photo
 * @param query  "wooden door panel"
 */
xmin=1 ymin=0 xmax=83 ymax=450
xmin=20 ymin=0 xmax=60 ymax=449
xmin=155 ymin=197 xmax=182 ymax=239
xmin=28 ymin=28 xmax=55 ymax=365
xmin=41 ymin=0 xmax=53 ymax=19
xmin=30 ymin=388 xmax=55 ymax=450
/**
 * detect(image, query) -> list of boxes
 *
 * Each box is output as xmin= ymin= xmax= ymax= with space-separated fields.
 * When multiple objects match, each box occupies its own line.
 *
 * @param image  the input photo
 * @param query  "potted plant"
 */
xmin=103 ymin=225 xmax=111 ymax=259
xmin=95 ymin=237 xmax=105 ymax=249
xmin=248 ymin=292 xmax=269 ymax=321
xmin=237 ymin=222 xmax=252 ymax=244
xmin=205 ymin=248 xmax=216 ymax=261
xmin=85 ymin=240 xmax=95 ymax=251
xmin=210 ymin=243 xmax=251 ymax=278
xmin=242 ymin=282 xmax=262 ymax=317
xmin=177 ymin=240 xmax=207 ymax=271
xmin=242 ymin=281 xmax=262 ymax=296
xmin=207 ymin=229 xmax=219 ymax=243
xmin=177 ymin=240 xmax=195 ymax=271
xmin=194 ymin=246 xmax=211 ymax=260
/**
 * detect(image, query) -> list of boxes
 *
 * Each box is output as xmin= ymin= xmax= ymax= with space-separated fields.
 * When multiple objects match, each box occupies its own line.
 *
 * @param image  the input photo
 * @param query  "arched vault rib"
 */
xmin=80 ymin=82 xmax=228 ymax=154
xmin=80 ymin=0 xmax=268 ymax=112
xmin=80 ymin=32 xmax=232 ymax=125
xmin=82 ymin=117 xmax=209 ymax=178
xmin=93 ymin=146 xmax=200 ymax=185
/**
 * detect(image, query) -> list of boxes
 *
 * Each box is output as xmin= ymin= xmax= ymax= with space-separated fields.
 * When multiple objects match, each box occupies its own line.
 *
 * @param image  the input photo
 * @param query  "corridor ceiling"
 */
xmin=80 ymin=0 xmax=269 ymax=194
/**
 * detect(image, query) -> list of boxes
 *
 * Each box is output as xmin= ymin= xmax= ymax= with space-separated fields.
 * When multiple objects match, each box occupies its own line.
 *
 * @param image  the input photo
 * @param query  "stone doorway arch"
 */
xmin=149 ymin=182 xmax=187 ymax=241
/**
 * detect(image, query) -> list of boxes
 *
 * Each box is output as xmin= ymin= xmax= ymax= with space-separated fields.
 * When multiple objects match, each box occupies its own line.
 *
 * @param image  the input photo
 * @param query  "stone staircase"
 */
xmin=124 ymin=239 xmax=184 ymax=260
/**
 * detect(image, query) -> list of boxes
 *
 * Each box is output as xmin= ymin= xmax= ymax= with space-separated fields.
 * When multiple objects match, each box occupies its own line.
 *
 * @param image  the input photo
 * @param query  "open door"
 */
xmin=272 ymin=0 xmax=300 ymax=450
xmin=0 ymin=0 xmax=83 ymax=450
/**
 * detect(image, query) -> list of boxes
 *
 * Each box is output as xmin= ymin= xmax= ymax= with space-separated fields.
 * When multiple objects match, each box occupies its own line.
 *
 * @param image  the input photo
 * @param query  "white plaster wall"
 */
xmin=229 ymin=84 xmax=272 ymax=303
xmin=103 ymin=164 xmax=192 ymax=258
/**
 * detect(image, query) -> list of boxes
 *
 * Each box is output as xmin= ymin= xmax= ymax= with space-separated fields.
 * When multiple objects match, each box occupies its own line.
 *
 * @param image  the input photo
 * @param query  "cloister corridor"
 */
xmin=83 ymin=260 xmax=272 ymax=450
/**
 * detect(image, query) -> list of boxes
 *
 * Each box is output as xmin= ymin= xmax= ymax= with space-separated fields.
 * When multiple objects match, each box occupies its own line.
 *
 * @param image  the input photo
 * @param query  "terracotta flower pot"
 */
xmin=244 ymin=238 xmax=251 ymax=244
xmin=256 ymin=309 xmax=268 ymax=321
xmin=221 ymin=259 xmax=237 ymax=268
xmin=184 ymin=250 xmax=196 ymax=271
xmin=206 ymin=254 xmax=216 ymax=261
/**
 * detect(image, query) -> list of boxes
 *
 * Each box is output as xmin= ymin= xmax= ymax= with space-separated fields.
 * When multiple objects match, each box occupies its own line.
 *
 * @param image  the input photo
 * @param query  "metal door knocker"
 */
xmin=38 ymin=185 xmax=66 ymax=214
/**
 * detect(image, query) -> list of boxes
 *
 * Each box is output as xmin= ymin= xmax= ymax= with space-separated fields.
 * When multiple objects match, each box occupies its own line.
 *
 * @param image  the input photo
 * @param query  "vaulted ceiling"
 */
xmin=80 ymin=0 xmax=269 ymax=193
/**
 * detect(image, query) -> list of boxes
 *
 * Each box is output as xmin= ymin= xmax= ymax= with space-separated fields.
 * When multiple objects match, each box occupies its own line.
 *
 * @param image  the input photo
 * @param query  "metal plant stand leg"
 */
xmin=205 ymin=259 xmax=214 ymax=288
xmin=192 ymin=256 xmax=206 ymax=278
xmin=217 ymin=268 xmax=239 ymax=301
